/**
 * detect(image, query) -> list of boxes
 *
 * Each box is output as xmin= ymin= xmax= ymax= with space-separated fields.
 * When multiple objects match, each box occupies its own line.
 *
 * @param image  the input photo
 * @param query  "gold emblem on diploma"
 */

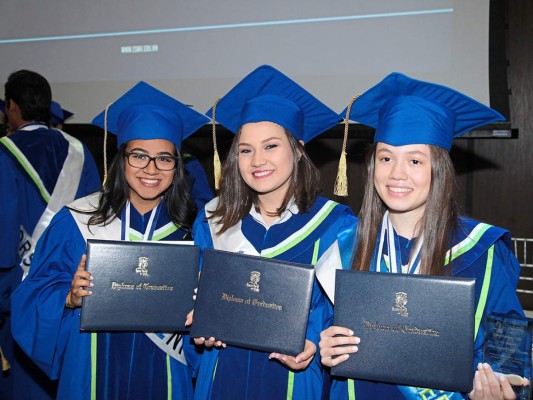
xmin=135 ymin=256 xmax=149 ymax=277
xmin=246 ymin=271 xmax=261 ymax=292
xmin=392 ymin=291 xmax=409 ymax=317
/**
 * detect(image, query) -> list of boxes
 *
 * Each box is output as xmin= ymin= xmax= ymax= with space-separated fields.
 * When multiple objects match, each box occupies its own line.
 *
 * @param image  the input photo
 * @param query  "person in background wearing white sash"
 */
xmin=11 ymin=81 xmax=209 ymax=399
xmin=319 ymin=73 xmax=528 ymax=400
xmin=0 ymin=70 xmax=101 ymax=400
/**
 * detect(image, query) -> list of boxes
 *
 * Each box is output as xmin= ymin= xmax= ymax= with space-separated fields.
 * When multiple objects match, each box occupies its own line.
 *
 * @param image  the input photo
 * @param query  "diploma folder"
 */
xmin=332 ymin=270 xmax=475 ymax=393
xmin=80 ymin=239 xmax=200 ymax=332
xmin=190 ymin=248 xmax=315 ymax=355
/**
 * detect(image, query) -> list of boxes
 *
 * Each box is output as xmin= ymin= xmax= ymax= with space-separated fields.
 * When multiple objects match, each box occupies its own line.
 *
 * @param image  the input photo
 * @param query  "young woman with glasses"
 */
xmin=11 ymin=82 xmax=208 ymax=400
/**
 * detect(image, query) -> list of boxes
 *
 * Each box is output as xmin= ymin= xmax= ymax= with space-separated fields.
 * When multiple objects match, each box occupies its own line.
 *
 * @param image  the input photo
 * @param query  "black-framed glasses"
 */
xmin=124 ymin=152 xmax=178 ymax=171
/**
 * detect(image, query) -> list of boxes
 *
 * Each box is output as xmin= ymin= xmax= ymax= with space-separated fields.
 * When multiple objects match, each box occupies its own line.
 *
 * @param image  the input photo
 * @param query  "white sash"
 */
xmin=68 ymin=194 xmax=188 ymax=365
xmin=314 ymin=241 xmax=343 ymax=304
xmin=5 ymin=128 xmax=85 ymax=279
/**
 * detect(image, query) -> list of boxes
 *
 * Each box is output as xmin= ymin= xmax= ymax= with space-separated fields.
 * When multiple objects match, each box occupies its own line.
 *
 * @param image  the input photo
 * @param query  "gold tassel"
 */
xmin=334 ymin=150 xmax=348 ymax=196
xmin=211 ymin=98 xmax=222 ymax=190
xmin=334 ymin=94 xmax=361 ymax=197
xmin=213 ymin=148 xmax=221 ymax=191
xmin=0 ymin=346 xmax=10 ymax=372
xmin=102 ymin=102 xmax=113 ymax=186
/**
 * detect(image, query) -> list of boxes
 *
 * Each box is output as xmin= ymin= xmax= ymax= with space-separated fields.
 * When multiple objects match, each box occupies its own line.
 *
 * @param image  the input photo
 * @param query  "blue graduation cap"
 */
xmin=50 ymin=101 xmax=74 ymax=126
xmin=341 ymin=72 xmax=505 ymax=151
xmin=206 ymin=65 xmax=341 ymax=143
xmin=92 ymin=81 xmax=209 ymax=150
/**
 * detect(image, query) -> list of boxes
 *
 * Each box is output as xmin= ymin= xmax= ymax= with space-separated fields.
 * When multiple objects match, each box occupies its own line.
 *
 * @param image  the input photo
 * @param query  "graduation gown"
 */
xmin=183 ymin=153 xmax=214 ymax=212
xmin=0 ymin=125 xmax=101 ymax=399
xmin=192 ymin=196 xmax=357 ymax=400
xmin=330 ymin=217 xmax=524 ymax=400
xmin=11 ymin=193 xmax=200 ymax=400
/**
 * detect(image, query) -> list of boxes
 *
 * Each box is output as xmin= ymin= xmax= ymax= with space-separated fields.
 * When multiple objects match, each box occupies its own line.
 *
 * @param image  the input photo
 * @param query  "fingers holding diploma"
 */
xmin=319 ymin=326 xmax=360 ymax=368
xmin=65 ymin=254 xmax=93 ymax=309
xmin=193 ymin=336 xmax=226 ymax=348
xmin=269 ymin=339 xmax=316 ymax=371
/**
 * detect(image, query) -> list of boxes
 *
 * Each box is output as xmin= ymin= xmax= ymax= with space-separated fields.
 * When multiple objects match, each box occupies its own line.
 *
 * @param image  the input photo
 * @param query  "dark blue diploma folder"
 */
xmin=80 ymin=239 xmax=199 ymax=332
xmin=190 ymin=248 xmax=315 ymax=355
xmin=332 ymin=270 xmax=475 ymax=393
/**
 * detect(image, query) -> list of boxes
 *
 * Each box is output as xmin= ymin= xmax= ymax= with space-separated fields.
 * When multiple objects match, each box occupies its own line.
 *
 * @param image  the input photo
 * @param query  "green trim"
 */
xmin=474 ymin=245 xmax=494 ymax=340
xmin=129 ymin=231 xmax=143 ymax=241
xmin=128 ymin=223 xmax=179 ymax=241
xmin=166 ymin=354 xmax=172 ymax=399
xmin=383 ymin=255 xmax=390 ymax=272
xmin=0 ymin=137 xmax=50 ymax=202
xmin=152 ymin=224 xmax=179 ymax=241
xmin=312 ymin=240 xmax=320 ymax=264
xmin=348 ymin=378 xmax=356 ymax=400
xmin=212 ymin=357 xmax=219 ymax=381
xmin=284 ymin=240 xmax=320 ymax=399
xmin=91 ymin=333 xmax=97 ymax=400
xmin=263 ymin=201 xmax=337 ymax=259
xmin=286 ymin=371 xmax=294 ymax=400
xmin=445 ymin=224 xmax=491 ymax=265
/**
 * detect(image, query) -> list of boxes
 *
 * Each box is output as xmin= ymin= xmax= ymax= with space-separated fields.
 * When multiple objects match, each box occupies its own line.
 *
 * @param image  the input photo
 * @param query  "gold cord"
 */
xmin=102 ymin=102 xmax=113 ymax=186
xmin=211 ymin=99 xmax=222 ymax=190
xmin=0 ymin=346 xmax=10 ymax=372
xmin=334 ymin=94 xmax=361 ymax=197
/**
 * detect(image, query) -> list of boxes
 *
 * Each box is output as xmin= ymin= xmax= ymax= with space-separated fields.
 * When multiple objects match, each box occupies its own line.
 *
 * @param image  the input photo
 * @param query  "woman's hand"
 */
xmin=469 ymin=363 xmax=519 ymax=400
xmin=270 ymin=339 xmax=316 ymax=371
xmin=319 ymin=326 xmax=360 ymax=367
xmin=184 ymin=288 xmax=198 ymax=326
xmin=193 ymin=336 xmax=226 ymax=348
xmin=65 ymin=254 xmax=93 ymax=308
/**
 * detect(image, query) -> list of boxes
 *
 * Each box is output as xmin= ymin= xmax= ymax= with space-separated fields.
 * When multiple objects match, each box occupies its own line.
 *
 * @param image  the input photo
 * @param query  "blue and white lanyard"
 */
xmin=120 ymin=200 xmax=161 ymax=241
xmin=376 ymin=210 xmax=423 ymax=274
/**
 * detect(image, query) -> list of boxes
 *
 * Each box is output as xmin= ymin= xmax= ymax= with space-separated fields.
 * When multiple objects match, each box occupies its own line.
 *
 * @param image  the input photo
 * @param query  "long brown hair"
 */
xmin=352 ymin=143 xmax=459 ymax=275
xmin=209 ymin=127 xmax=321 ymax=234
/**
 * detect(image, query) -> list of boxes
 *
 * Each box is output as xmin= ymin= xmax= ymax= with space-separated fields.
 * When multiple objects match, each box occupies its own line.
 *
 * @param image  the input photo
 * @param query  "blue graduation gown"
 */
xmin=192 ymin=196 xmax=357 ymax=400
xmin=183 ymin=153 xmax=214 ymax=212
xmin=330 ymin=217 xmax=525 ymax=400
xmin=11 ymin=196 xmax=200 ymax=400
xmin=0 ymin=127 xmax=101 ymax=399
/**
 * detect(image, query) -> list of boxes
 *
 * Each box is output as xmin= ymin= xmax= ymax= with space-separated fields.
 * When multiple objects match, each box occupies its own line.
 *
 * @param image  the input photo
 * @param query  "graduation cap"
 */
xmin=92 ymin=81 xmax=208 ymax=183
xmin=206 ymin=64 xmax=341 ymax=188
xmin=50 ymin=101 xmax=74 ymax=126
xmin=334 ymin=72 xmax=505 ymax=196
xmin=207 ymin=65 xmax=340 ymax=141
xmin=92 ymin=81 xmax=209 ymax=150
xmin=342 ymin=72 xmax=505 ymax=150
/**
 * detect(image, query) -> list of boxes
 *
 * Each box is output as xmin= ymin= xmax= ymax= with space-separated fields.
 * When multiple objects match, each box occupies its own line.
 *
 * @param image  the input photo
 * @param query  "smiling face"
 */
xmin=124 ymin=138 xmax=176 ymax=214
xmin=374 ymin=142 xmax=432 ymax=226
xmin=238 ymin=121 xmax=297 ymax=209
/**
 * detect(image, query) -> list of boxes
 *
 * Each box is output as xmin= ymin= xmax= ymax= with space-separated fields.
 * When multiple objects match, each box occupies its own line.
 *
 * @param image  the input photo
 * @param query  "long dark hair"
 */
xmin=87 ymin=143 xmax=196 ymax=231
xmin=209 ymin=128 xmax=321 ymax=234
xmin=352 ymin=143 xmax=459 ymax=275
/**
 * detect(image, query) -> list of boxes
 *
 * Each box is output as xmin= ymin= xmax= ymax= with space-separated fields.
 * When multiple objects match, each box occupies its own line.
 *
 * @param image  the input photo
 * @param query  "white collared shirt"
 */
xmin=248 ymin=198 xmax=299 ymax=229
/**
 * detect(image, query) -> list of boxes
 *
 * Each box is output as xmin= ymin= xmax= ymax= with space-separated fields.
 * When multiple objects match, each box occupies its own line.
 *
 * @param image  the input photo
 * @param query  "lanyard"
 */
xmin=121 ymin=200 xmax=161 ymax=241
xmin=375 ymin=210 xmax=423 ymax=274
